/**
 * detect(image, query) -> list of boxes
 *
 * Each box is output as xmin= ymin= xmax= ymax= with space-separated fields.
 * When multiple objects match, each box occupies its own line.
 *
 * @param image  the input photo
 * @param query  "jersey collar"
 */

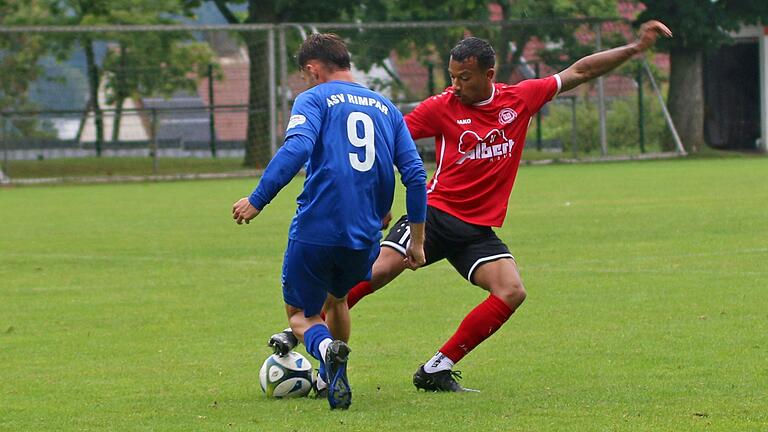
xmin=472 ymin=85 xmax=497 ymax=106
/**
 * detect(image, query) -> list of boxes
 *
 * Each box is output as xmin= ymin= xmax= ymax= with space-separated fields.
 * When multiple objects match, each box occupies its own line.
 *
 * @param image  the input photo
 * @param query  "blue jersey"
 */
xmin=249 ymin=80 xmax=426 ymax=249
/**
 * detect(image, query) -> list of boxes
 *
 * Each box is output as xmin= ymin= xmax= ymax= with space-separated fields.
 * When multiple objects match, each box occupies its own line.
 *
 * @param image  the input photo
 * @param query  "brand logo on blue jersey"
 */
xmin=287 ymin=115 xmax=306 ymax=130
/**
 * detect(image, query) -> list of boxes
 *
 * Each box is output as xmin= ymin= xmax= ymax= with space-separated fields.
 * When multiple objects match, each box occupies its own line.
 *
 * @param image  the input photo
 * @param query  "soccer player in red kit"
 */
xmin=271 ymin=20 xmax=672 ymax=393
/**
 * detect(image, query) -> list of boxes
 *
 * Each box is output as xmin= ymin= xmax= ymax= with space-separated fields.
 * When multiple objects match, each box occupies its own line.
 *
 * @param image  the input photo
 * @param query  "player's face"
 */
xmin=448 ymin=56 xmax=494 ymax=105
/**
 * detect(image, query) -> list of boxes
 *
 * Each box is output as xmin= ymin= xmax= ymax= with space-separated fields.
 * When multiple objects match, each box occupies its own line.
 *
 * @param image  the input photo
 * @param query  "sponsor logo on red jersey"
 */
xmin=456 ymin=128 xmax=516 ymax=165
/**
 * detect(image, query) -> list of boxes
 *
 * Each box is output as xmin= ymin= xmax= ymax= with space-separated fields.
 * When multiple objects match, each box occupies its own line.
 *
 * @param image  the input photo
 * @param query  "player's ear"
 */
xmin=486 ymin=67 xmax=495 ymax=82
xmin=310 ymin=62 xmax=324 ymax=81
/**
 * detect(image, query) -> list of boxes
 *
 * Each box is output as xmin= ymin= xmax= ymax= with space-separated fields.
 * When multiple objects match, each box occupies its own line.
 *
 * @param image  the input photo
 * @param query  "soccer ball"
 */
xmin=259 ymin=351 xmax=313 ymax=398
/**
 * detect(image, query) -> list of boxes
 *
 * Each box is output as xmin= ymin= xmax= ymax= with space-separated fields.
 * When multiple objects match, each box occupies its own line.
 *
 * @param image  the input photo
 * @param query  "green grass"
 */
xmin=5 ymin=148 xmax=744 ymax=180
xmin=1 ymin=158 xmax=767 ymax=431
xmin=2 ymin=156 xmax=248 ymax=179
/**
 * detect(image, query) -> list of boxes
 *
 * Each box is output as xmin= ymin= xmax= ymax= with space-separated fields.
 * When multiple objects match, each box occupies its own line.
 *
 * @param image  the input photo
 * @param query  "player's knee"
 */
xmin=493 ymin=279 xmax=526 ymax=309
xmin=372 ymin=266 xmax=400 ymax=289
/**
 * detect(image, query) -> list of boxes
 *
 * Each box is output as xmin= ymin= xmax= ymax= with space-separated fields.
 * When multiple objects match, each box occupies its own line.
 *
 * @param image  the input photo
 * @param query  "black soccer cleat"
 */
xmin=325 ymin=340 xmax=352 ymax=410
xmin=412 ymin=364 xmax=477 ymax=392
xmin=268 ymin=330 xmax=298 ymax=357
xmin=312 ymin=370 xmax=329 ymax=399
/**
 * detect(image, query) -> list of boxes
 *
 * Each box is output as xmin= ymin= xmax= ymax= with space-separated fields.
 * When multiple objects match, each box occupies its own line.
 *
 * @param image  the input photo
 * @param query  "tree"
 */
xmin=100 ymin=34 xmax=216 ymax=143
xmin=183 ymin=0 xmax=366 ymax=168
xmin=495 ymin=0 xmax=620 ymax=81
xmin=638 ymin=1 xmax=768 ymax=152
xmin=343 ymin=1 xmax=620 ymax=100
xmin=345 ymin=0 xmax=492 ymax=98
xmin=50 ymin=0 xmax=216 ymax=155
xmin=0 ymin=1 xmax=54 ymax=136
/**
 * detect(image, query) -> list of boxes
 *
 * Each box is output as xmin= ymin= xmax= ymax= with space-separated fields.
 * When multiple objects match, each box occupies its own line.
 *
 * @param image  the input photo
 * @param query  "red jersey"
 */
xmin=405 ymin=75 xmax=561 ymax=227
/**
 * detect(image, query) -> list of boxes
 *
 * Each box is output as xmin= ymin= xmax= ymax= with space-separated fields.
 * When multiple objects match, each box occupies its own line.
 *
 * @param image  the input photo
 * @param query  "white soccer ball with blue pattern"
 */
xmin=259 ymin=351 xmax=313 ymax=398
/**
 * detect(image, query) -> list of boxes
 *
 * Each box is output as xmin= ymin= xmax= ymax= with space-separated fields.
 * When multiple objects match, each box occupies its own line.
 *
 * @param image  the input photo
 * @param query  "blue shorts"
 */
xmin=281 ymin=239 xmax=379 ymax=317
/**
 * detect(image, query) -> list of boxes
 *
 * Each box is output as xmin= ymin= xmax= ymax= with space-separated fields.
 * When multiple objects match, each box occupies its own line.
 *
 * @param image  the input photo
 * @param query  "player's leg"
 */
xmin=414 ymin=224 xmax=519 ymax=392
xmin=430 ymin=258 xmax=523 ymax=368
xmin=269 ymin=250 xmax=302 ymax=356
xmin=270 ymin=295 xmax=349 ymax=356
xmin=271 ymin=245 xmax=403 ymax=355
xmin=284 ymin=304 xmax=324 ymax=342
xmin=320 ymin=292 xmax=352 ymax=409
xmin=346 ymin=246 xmax=408 ymax=308
xmin=280 ymin=240 xmax=350 ymax=409
xmin=323 ymin=293 xmax=350 ymax=342
xmin=272 ymin=217 xmax=410 ymax=351
xmin=348 ymin=210 xmax=445 ymax=309
xmin=472 ymin=258 xmax=527 ymax=310
xmin=319 ymin=244 xmax=377 ymax=410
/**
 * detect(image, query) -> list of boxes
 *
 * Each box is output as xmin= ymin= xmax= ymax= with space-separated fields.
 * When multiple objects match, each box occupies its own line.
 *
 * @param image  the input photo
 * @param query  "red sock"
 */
xmin=439 ymin=294 xmax=514 ymax=363
xmin=346 ymin=281 xmax=374 ymax=309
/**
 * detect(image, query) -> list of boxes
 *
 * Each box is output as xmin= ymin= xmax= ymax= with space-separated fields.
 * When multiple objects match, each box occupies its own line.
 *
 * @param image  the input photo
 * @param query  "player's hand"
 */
xmin=232 ymin=197 xmax=260 ymax=225
xmin=381 ymin=211 xmax=393 ymax=230
xmin=404 ymin=241 xmax=426 ymax=270
xmin=635 ymin=20 xmax=672 ymax=52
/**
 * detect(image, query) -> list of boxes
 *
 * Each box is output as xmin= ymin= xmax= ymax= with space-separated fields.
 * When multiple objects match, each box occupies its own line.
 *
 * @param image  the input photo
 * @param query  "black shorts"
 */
xmin=382 ymin=206 xmax=514 ymax=284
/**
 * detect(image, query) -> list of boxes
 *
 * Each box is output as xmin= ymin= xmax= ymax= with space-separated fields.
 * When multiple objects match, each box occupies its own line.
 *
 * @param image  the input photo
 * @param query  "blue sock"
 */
xmin=303 ymin=324 xmax=332 ymax=364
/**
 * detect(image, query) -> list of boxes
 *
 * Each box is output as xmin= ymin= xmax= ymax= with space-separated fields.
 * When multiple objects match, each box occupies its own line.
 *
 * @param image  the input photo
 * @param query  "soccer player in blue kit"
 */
xmin=231 ymin=33 xmax=427 ymax=410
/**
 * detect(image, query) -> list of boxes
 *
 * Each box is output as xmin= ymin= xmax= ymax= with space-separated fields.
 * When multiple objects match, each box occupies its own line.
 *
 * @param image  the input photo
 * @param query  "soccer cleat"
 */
xmin=313 ymin=370 xmax=329 ymax=399
xmin=412 ymin=364 xmax=477 ymax=392
xmin=268 ymin=330 xmax=298 ymax=357
xmin=324 ymin=340 xmax=352 ymax=410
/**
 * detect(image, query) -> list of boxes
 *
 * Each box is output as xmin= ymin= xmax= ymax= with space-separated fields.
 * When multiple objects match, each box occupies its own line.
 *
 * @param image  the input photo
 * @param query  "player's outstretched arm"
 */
xmin=558 ymin=20 xmax=672 ymax=93
xmin=232 ymin=134 xmax=313 ymax=226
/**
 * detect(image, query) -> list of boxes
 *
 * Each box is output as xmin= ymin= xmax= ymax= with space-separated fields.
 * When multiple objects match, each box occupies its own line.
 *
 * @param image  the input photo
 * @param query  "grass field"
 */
xmin=2 ymin=157 xmax=248 ymax=179
xmin=1 ymin=157 xmax=767 ymax=431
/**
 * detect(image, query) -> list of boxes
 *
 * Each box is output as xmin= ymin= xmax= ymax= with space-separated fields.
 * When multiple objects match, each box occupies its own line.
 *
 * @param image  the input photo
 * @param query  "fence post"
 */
xmin=594 ymin=23 xmax=608 ymax=156
xmin=637 ymin=67 xmax=645 ymax=153
xmin=643 ymin=60 xmax=686 ymax=155
xmin=279 ymin=25 xmax=289 ymax=132
xmin=208 ymin=64 xmax=217 ymax=158
xmin=1 ymin=114 xmax=8 ymax=179
xmin=535 ymin=62 xmax=542 ymax=151
xmin=570 ymin=96 xmax=578 ymax=159
xmin=268 ymin=27 xmax=277 ymax=158
xmin=427 ymin=63 xmax=435 ymax=95
xmin=150 ymin=108 xmax=158 ymax=175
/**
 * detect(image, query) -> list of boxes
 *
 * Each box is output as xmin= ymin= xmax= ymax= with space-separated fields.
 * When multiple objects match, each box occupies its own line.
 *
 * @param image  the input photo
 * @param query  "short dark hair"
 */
xmin=297 ymin=33 xmax=351 ymax=70
xmin=450 ymin=37 xmax=496 ymax=70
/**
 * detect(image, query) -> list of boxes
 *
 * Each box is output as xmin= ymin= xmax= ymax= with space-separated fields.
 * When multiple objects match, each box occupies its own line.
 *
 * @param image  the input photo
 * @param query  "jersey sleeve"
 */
xmin=285 ymin=91 xmax=324 ymax=141
xmin=516 ymin=74 xmax=562 ymax=115
xmin=392 ymin=112 xmax=427 ymax=224
xmin=248 ymin=134 xmax=313 ymax=210
xmin=403 ymin=93 xmax=443 ymax=140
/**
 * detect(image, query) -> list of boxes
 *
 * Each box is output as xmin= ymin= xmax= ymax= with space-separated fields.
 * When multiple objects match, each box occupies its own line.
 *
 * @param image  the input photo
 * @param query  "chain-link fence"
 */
xmin=0 ymin=19 xmax=677 ymax=182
